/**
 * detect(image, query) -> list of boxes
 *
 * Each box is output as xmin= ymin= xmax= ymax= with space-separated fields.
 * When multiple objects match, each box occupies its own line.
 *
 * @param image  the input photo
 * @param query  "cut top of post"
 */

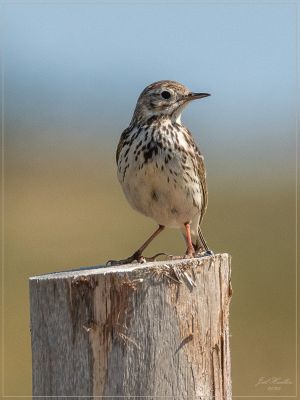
xmin=29 ymin=253 xmax=230 ymax=282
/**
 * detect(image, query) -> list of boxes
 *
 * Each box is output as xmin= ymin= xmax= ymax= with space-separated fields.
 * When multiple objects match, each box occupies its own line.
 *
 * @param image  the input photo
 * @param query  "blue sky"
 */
xmin=3 ymin=1 xmax=297 ymax=183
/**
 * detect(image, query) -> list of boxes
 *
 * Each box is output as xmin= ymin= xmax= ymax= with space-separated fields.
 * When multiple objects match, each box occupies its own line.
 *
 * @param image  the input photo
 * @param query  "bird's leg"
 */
xmin=167 ymin=223 xmax=196 ymax=260
xmin=184 ymin=222 xmax=196 ymax=258
xmin=107 ymin=225 xmax=165 ymax=266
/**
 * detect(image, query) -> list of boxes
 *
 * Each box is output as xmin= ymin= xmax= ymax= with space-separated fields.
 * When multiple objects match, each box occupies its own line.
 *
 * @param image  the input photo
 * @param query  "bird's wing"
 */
xmin=116 ymin=125 xmax=133 ymax=164
xmin=195 ymin=149 xmax=208 ymax=222
xmin=184 ymin=128 xmax=208 ymax=222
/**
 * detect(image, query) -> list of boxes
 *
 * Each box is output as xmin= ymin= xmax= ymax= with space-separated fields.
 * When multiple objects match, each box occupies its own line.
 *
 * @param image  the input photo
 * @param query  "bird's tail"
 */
xmin=196 ymin=227 xmax=209 ymax=253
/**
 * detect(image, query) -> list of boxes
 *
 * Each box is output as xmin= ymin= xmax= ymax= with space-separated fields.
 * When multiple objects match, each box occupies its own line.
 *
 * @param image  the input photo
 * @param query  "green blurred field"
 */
xmin=1 ymin=139 xmax=297 ymax=397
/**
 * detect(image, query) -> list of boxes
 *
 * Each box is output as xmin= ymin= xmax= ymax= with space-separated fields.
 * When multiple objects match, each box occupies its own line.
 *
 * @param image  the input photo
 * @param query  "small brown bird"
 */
xmin=110 ymin=80 xmax=212 ymax=265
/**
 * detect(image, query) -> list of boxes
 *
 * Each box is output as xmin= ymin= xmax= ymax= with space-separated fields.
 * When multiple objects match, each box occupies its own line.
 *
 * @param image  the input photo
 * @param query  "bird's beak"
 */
xmin=187 ymin=92 xmax=211 ymax=100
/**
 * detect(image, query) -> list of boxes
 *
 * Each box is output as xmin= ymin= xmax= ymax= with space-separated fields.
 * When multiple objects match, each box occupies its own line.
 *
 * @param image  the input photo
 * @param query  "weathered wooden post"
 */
xmin=29 ymin=253 xmax=232 ymax=399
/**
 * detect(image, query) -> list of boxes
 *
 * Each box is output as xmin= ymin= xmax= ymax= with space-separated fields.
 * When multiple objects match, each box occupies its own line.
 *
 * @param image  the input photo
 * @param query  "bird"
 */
xmin=109 ymin=80 xmax=212 ymax=265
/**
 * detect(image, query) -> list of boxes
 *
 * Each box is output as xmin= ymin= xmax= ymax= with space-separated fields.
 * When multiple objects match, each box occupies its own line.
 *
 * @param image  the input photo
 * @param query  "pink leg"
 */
xmin=184 ymin=222 xmax=195 ymax=257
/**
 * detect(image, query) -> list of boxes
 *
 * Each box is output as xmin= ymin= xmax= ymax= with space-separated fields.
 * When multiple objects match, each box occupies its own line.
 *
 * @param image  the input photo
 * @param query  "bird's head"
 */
xmin=132 ymin=80 xmax=210 ymax=125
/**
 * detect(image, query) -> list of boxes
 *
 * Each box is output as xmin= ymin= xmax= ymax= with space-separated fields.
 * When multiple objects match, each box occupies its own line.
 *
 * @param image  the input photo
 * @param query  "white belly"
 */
xmin=119 ymin=160 xmax=202 ymax=228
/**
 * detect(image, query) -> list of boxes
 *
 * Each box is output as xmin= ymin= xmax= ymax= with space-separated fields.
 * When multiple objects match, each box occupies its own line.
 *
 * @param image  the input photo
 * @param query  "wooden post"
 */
xmin=29 ymin=253 xmax=232 ymax=399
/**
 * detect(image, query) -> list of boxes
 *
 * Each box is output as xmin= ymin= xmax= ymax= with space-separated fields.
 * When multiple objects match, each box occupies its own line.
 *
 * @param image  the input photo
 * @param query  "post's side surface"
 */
xmin=29 ymin=253 xmax=232 ymax=399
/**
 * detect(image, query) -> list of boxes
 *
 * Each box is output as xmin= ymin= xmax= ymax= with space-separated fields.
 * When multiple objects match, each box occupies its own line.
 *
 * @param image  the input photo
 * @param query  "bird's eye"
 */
xmin=161 ymin=91 xmax=171 ymax=100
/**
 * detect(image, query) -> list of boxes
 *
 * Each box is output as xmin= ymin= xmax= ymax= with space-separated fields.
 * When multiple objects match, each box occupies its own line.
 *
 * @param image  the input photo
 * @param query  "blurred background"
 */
xmin=1 ymin=1 xmax=298 ymax=397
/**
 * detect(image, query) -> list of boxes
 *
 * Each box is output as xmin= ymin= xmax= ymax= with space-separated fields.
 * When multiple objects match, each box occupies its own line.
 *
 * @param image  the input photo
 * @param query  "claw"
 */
xmin=106 ymin=254 xmax=139 ymax=266
xmin=106 ymin=252 xmax=169 ymax=267
xmin=169 ymin=248 xmax=196 ymax=261
xmin=141 ymin=252 xmax=169 ymax=262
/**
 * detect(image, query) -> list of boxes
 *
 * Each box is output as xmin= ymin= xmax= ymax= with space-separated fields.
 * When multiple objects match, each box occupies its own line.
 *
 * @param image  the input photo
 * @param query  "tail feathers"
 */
xmin=197 ymin=228 xmax=209 ymax=253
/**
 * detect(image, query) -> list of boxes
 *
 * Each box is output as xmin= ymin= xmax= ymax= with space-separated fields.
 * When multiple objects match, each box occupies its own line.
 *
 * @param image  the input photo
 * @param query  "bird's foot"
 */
xmin=167 ymin=254 xmax=184 ymax=260
xmin=106 ymin=251 xmax=169 ymax=266
xmin=139 ymin=252 xmax=169 ymax=263
xmin=167 ymin=254 xmax=194 ymax=260
xmin=184 ymin=245 xmax=196 ymax=259
xmin=184 ymin=253 xmax=196 ymax=259
xmin=167 ymin=248 xmax=214 ymax=262
xmin=106 ymin=250 xmax=142 ymax=266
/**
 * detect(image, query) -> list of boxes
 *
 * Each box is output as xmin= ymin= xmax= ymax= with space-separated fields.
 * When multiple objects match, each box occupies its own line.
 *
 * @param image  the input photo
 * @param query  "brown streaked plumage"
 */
xmin=108 ymin=80 xmax=212 ymax=265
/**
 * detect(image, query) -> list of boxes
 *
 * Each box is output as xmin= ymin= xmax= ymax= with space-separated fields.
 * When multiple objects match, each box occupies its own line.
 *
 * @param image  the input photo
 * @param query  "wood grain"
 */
xmin=30 ymin=253 xmax=232 ymax=399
